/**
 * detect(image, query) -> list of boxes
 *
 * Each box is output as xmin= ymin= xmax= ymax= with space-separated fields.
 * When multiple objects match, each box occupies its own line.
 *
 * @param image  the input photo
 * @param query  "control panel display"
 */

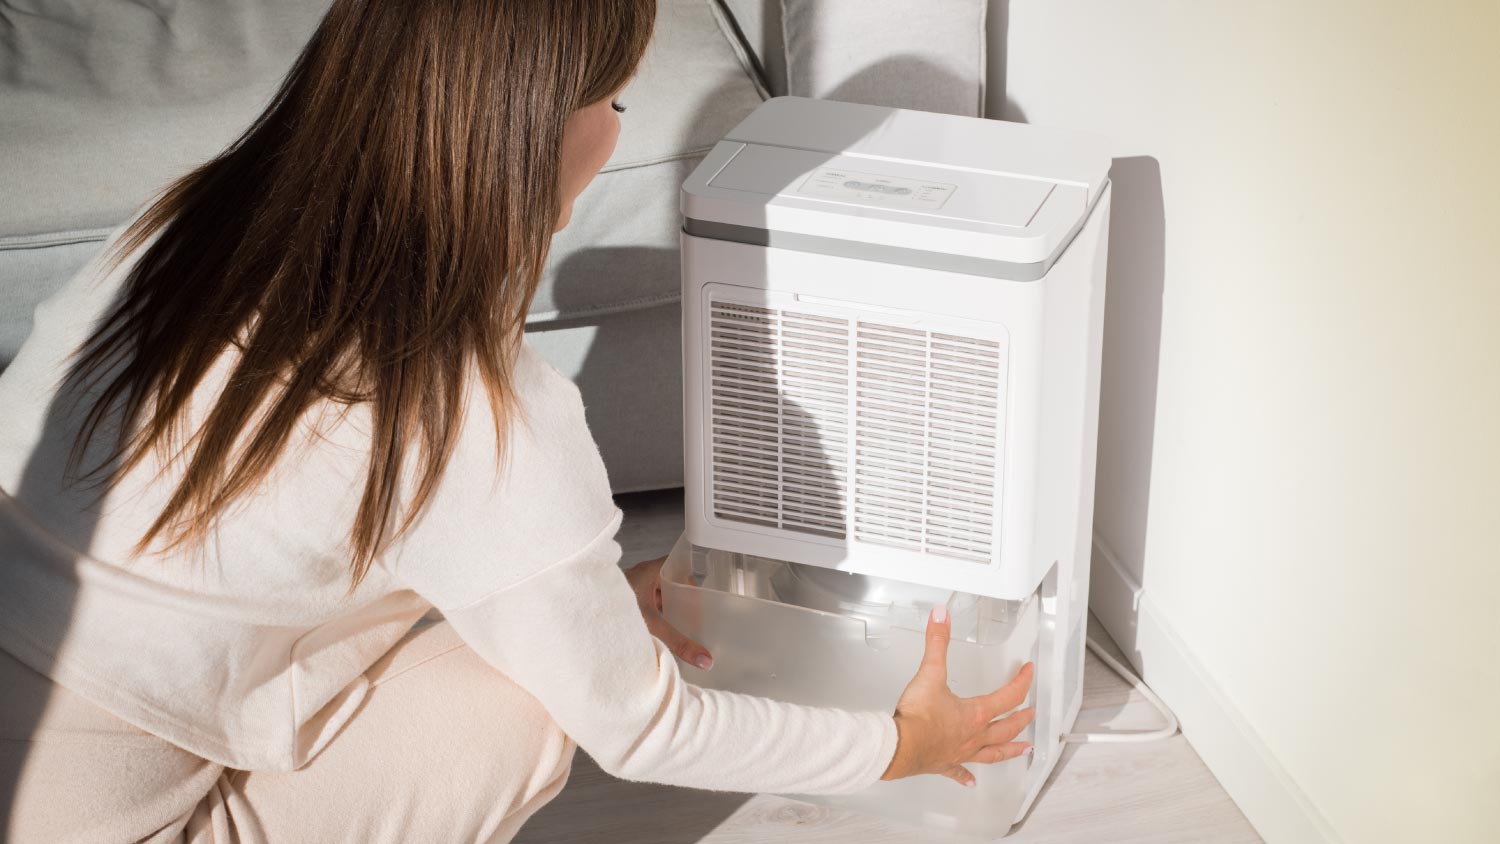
xmin=794 ymin=166 xmax=957 ymax=211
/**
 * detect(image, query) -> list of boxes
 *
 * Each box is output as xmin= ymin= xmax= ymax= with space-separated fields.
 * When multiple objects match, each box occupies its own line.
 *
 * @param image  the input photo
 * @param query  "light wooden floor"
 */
xmin=515 ymin=490 xmax=1261 ymax=844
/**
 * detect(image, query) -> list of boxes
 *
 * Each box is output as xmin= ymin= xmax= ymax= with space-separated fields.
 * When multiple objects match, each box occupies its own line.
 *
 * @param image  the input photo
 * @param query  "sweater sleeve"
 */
xmin=388 ymin=345 xmax=898 ymax=794
xmin=440 ymin=512 xmax=900 ymax=794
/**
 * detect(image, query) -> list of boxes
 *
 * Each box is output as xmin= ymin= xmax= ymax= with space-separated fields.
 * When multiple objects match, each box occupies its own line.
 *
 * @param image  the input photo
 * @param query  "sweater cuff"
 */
xmin=856 ymin=711 xmax=901 ymax=791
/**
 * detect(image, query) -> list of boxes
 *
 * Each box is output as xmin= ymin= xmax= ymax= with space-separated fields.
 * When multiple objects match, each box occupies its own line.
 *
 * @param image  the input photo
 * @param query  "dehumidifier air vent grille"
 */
xmin=706 ymin=297 xmax=1004 ymax=563
xmin=852 ymin=325 xmax=1001 ymax=562
xmin=708 ymin=302 xmax=850 ymax=539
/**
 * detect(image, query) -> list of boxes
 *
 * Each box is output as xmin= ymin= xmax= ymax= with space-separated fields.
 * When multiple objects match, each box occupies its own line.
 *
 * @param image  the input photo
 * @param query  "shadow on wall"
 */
xmin=995 ymin=150 xmax=1168 ymax=833
xmin=1091 ymin=156 xmax=1167 ymax=661
xmin=823 ymin=53 xmax=981 ymax=116
xmin=988 ymin=91 xmax=1168 ymax=666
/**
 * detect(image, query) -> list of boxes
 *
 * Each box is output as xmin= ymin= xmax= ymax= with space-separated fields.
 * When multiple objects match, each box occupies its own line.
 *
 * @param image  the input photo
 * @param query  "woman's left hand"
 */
xmin=623 ymin=556 xmax=714 ymax=671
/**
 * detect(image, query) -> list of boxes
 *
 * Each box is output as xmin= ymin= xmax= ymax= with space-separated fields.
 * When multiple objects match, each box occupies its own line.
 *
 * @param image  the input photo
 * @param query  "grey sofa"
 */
xmin=0 ymin=0 xmax=986 ymax=492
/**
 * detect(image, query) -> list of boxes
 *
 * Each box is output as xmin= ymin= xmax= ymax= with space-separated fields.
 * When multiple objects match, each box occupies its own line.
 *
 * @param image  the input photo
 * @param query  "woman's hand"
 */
xmin=623 ymin=556 xmax=714 ymax=671
xmin=881 ymin=606 xmax=1036 ymax=787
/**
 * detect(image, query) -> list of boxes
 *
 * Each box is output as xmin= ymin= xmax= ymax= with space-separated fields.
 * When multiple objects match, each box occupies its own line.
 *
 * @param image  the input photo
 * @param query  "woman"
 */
xmin=0 ymin=1 xmax=1035 ymax=841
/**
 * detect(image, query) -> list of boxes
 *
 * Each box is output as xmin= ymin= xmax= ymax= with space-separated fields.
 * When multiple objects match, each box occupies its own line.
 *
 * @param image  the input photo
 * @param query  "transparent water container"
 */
xmin=660 ymin=537 xmax=1040 ymax=839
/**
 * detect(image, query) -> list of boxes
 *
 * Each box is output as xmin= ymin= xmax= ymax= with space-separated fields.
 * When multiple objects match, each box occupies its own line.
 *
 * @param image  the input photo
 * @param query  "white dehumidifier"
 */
xmin=660 ymin=96 xmax=1112 ymax=838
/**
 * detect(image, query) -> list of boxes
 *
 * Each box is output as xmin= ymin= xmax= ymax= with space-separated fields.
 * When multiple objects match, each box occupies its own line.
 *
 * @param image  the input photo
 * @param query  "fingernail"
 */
xmin=693 ymin=654 xmax=713 ymax=670
xmin=1023 ymin=745 xmax=1034 ymax=758
xmin=963 ymin=778 xmax=976 ymax=788
xmin=931 ymin=604 xmax=949 ymax=624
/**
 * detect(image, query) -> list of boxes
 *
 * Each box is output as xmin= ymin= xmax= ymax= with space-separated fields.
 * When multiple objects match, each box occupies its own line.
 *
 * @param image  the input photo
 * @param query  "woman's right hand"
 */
xmin=880 ymin=606 xmax=1036 ymax=787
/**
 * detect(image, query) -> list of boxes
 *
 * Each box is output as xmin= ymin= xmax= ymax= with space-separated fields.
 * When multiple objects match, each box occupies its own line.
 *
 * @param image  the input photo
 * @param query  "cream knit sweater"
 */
xmin=0 ymin=230 xmax=898 ymax=792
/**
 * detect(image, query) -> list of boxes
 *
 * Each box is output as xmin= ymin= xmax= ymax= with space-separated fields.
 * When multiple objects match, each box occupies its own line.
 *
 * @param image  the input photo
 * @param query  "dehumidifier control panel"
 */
xmin=704 ymin=144 xmax=1059 ymax=231
xmin=794 ymin=165 xmax=958 ymax=211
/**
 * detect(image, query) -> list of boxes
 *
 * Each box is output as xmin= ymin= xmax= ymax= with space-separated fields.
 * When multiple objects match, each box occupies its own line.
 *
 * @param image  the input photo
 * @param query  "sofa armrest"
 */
xmin=714 ymin=0 xmax=787 ymax=96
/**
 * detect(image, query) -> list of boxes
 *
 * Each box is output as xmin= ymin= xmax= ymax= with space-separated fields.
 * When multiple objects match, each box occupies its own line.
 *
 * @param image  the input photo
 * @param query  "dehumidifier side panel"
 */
xmin=680 ymin=233 xmax=716 ymax=551
xmin=1027 ymin=184 xmax=1110 ymax=717
xmin=1031 ymin=184 xmax=1110 ymax=637
xmin=1072 ymin=186 xmax=1111 ymax=620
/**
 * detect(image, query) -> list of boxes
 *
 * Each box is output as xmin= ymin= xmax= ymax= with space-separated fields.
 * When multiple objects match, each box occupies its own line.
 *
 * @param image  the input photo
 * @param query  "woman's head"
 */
xmin=69 ymin=0 xmax=656 ymax=585
xmin=557 ymin=90 xmax=630 ymax=232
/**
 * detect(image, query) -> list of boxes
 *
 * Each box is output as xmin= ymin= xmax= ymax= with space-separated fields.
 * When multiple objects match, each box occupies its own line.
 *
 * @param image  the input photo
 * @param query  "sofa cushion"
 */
xmin=528 ymin=301 xmax=685 ymax=492
xmin=0 ymin=0 xmax=765 ymax=366
xmin=0 ymin=0 xmax=331 ymax=366
xmin=0 ymin=0 xmax=330 ymax=239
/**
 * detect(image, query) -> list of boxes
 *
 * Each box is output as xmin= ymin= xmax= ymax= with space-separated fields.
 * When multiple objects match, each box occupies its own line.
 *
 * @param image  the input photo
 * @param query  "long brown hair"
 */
xmin=66 ymin=0 xmax=655 ymax=585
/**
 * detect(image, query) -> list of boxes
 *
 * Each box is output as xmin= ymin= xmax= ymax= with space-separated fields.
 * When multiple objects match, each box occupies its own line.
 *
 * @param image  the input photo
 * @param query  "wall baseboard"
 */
xmin=1089 ymin=536 xmax=1343 ymax=844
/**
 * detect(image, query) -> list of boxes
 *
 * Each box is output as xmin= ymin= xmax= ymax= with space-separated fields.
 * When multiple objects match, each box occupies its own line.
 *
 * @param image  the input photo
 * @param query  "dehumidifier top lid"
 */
xmin=681 ymin=97 xmax=1112 ymax=279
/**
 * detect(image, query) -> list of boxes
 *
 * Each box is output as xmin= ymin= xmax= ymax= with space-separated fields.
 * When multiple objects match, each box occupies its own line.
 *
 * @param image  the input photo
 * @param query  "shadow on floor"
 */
xmin=514 ymin=752 xmax=753 ymax=844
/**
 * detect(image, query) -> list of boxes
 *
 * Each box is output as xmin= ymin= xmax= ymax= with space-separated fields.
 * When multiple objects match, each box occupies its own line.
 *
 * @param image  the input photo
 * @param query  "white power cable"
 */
xmin=1060 ymin=633 xmax=1179 ymax=744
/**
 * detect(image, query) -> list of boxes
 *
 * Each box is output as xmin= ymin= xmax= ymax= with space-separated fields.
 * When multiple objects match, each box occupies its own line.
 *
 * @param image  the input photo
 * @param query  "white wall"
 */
xmin=988 ymin=2 xmax=1500 ymax=841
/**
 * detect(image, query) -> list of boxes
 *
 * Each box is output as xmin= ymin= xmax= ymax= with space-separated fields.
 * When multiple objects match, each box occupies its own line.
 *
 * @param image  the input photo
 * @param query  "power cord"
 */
xmin=1060 ymin=634 xmax=1179 ymax=744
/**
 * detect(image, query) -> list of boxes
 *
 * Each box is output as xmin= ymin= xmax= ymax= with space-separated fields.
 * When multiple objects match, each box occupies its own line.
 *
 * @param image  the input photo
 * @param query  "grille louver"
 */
xmin=707 ymin=297 xmax=1005 ymax=563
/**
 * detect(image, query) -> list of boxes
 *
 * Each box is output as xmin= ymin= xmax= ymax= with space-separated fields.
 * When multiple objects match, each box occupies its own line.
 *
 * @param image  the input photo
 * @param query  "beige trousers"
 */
xmin=0 ymin=622 xmax=576 ymax=844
